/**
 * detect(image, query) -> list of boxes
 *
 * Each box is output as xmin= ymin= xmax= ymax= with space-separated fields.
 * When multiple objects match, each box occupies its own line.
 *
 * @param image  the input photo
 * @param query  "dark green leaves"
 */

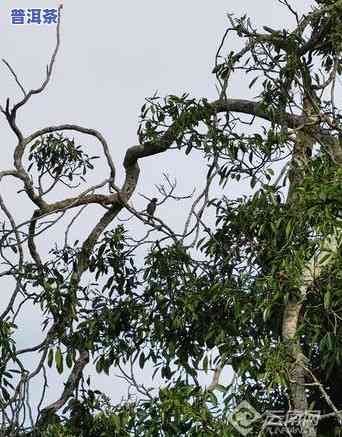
xmin=27 ymin=133 xmax=99 ymax=186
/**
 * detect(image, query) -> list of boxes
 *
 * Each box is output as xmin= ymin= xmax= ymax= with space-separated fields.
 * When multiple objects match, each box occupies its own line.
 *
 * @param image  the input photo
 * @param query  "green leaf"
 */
xmin=55 ymin=347 xmax=63 ymax=374
xmin=66 ymin=352 xmax=73 ymax=369
xmin=95 ymin=358 xmax=103 ymax=374
xmin=203 ymin=355 xmax=208 ymax=373
xmin=47 ymin=349 xmax=54 ymax=368
xmin=139 ymin=351 xmax=146 ymax=369
xmin=214 ymin=384 xmax=227 ymax=393
xmin=185 ymin=143 xmax=193 ymax=155
xmin=324 ymin=290 xmax=331 ymax=310
xmin=250 ymin=176 xmax=257 ymax=189
xmin=249 ymin=76 xmax=259 ymax=89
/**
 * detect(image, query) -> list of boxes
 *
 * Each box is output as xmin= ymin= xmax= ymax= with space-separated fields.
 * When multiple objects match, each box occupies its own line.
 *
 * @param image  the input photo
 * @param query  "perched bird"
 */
xmin=146 ymin=198 xmax=158 ymax=221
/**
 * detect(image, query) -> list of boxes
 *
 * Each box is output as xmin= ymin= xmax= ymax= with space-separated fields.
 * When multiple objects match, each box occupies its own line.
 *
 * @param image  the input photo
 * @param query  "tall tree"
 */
xmin=0 ymin=1 xmax=342 ymax=436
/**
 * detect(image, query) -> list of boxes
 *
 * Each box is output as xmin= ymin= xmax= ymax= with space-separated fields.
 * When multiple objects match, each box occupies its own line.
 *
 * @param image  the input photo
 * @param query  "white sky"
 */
xmin=0 ymin=0 xmax=314 ymax=419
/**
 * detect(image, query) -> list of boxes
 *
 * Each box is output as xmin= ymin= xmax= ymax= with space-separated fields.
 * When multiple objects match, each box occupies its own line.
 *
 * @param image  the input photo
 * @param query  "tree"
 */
xmin=0 ymin=1 xmax=342 ymax=435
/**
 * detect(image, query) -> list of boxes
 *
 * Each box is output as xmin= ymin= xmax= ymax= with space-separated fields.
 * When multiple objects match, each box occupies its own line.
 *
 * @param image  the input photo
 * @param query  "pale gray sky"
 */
xmin=0 ymin=0 xmax=314 ymax=418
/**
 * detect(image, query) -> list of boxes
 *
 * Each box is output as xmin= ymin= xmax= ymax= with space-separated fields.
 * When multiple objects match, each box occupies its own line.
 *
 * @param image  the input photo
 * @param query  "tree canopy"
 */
xmin=1 ymin=1 xmax=342 ymax=436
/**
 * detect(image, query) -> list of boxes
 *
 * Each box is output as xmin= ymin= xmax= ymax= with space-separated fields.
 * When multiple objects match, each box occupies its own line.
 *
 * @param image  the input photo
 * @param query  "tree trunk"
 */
xmin=282 ymin=301 xmax=307 ymax=410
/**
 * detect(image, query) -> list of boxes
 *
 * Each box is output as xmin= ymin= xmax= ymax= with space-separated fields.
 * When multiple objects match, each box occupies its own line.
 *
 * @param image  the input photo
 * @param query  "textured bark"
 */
xmin=282 ymin=301 xmax=307 ymax=410
xmin=282 ymin=98 xmax=315 ymax=414
xmin=283 ymin=92 xmax=341 ymax=418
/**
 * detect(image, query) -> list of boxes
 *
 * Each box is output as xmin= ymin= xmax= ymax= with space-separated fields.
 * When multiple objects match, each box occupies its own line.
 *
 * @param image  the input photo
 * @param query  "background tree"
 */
xmin=0 ymin=1 xmax=342 ymax=436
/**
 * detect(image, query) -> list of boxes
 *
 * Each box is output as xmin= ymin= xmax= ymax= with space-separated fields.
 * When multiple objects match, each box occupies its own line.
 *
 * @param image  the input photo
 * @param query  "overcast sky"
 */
xmin=0 ymin=0 xmax=314 ymax=417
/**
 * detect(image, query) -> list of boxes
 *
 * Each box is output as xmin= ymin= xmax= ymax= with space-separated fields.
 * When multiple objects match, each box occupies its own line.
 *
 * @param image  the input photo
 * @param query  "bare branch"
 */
xmin=1 ymin=59 xmax=26 ymax=97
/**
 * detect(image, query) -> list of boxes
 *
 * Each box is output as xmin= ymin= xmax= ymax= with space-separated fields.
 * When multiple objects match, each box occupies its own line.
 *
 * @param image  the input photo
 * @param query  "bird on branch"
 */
xmin=146 ymin=198 xmax=158 ymax=222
